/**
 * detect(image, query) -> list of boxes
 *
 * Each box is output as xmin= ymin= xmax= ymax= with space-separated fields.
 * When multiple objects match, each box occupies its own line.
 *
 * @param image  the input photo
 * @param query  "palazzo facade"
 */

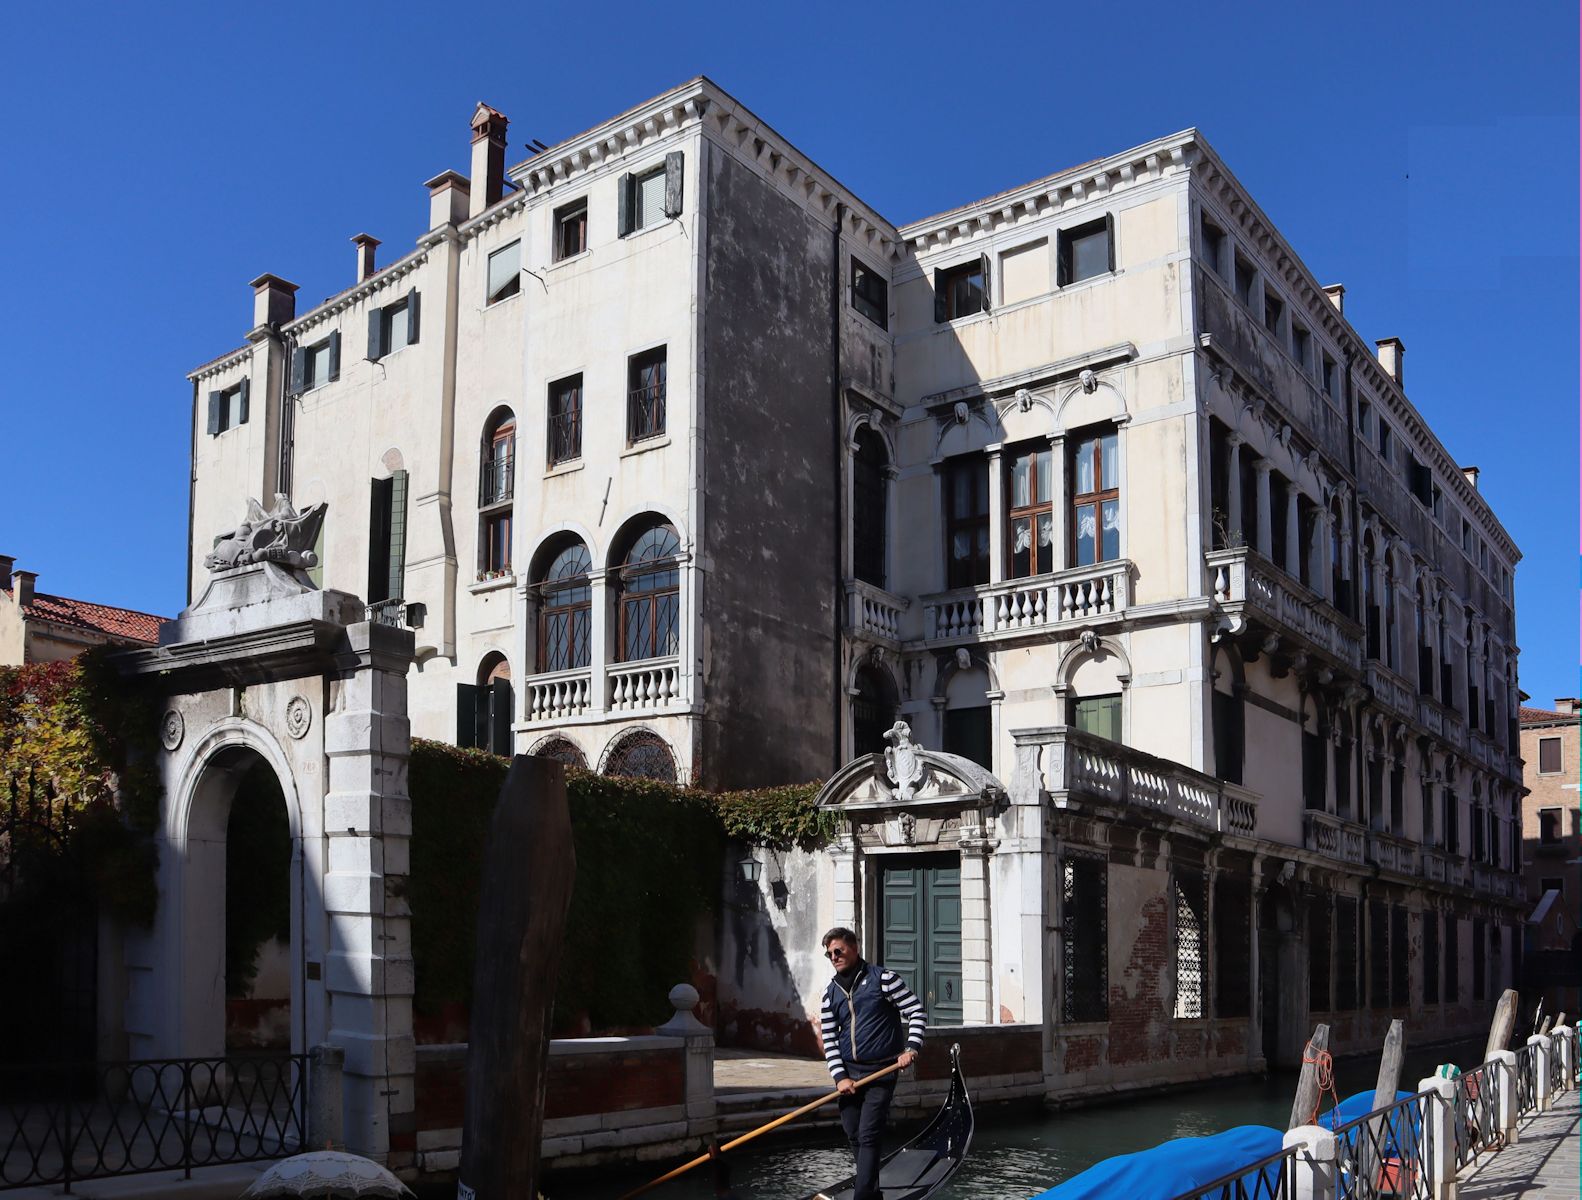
xmin=185 ymin=78 xmax=1524 ymax=1089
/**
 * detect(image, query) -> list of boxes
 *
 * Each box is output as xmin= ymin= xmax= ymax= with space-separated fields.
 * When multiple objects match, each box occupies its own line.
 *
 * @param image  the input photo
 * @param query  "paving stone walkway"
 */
xmin=713 ymin=1048 xmax=830 ymax=1096
xmin=1457 ymin=1088 xmax=1579 ymax=1198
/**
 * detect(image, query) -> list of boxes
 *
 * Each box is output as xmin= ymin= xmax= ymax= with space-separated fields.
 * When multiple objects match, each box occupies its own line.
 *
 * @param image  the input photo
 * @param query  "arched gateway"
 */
xmin=117 ymin=497 xmax=415 ymax=1161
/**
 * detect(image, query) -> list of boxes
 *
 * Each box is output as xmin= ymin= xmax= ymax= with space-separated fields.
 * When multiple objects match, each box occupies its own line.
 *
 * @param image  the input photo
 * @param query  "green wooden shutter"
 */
xmin=367 ymin=476 xmax=393 ymax=603
xmin=617 ymin=172 xmax=634 ymax=236
xmin=206 ymin=391 xmax=223 ymax=435
xmin=328 ymin=330 xmax=342 ymax=381
xmin=407 ymin=291 xmax=420 ymax=345
xmin=490 ymin=679 xmax=513 ymax=756
xmin=456 ymin=683 xmax=479 ymax=748
xmin=367 ymin=306 xmax=385 ymax=360
xmin=1105 ymin=212 xmax=1116 ymax=273
xmin=387 ymin=469 xmax=408 ymax=602
xmin=663 ymin=151 xmax=684 ymax=218
xmin=290 ymin=347 xmax=306 ymax=394
xmin=978 ymin=252 xmax=992 ymax=313
xmin=933 ymin=269 xmax=947 ymax=323
xmin=237 ymin=378 xmax=250 ymax=425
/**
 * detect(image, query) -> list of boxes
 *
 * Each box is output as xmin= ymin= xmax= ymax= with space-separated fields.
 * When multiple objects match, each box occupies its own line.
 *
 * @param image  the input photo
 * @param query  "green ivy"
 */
xmin=406 ymin=739 xmax=828 ymax=1034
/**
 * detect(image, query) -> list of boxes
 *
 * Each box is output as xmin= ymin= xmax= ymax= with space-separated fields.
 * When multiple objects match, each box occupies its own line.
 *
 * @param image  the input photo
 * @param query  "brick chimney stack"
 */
xmin=469 ymin=103 xmax=509 ymax=218
xmin=426 ymin=171 xmax=471 ymax=230
xmin=352 ymin=233 xmax=381 ymax=281
xmin=1555 ymin=698 xmax=1582 ymax=716
xmin=250 ymin=274 xmax=299 ymax=329
xmin=13 ymin=569 xmax=36 ymax=608
xmin=1376 ymin=337 xmax=1405 ymax=387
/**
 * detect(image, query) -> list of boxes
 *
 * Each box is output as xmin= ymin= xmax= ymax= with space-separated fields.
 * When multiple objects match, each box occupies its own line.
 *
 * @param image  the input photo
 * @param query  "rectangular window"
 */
xmin=618 ymin=153 xmax=683 ymax=236
xmin=1174 ymin=870 xmax=1207 ymax=1019
xmin=299 ymin=333 xmax=340 ymax=392
xmin=553 ymin=199 xmax=588 ymax=262
xmin=1308 ymin=898 xmax=1332 ymax=1013
xmin=1322 ymin=354 xmax=1338 ymax=400
xmin=1423 ymin=911 xmax=1440 ymax=1004
xmin=456 ymin=680 xmax=512 ymax=756
xmin=1070 ymin=430 xmax=1120 ymax=566
xmin=635 ymin=166 xmax=667 ymax=229
xmin=547 ymin=374 xmax=583 ymax=466
xmin=851 ymin=259 xmax=889 ymax=328
xmin=1390 ymin=907 xmax=1408 ymax=1006
xmin=627 ymin=347 xmax=667 ymax=444
xmin=943 ymin=707 xmax=992 ymax=770
xmin=206 ymin=380 xmax=249 ymax=435
xmin=1472 ymin=918 xmax=1487 ymax=1001
xmin=1369 ymin=902 xmax=1389 ymax=1008
xmin=1540 ymin=807 xmax=1563 ymax=844
xmin=1199 ymin=215 xmax=1226 ymax=279
xmin=1214 ymin=876 xmax=1251 ymax=1018
xmin=1072 ymin=695 xmax=1121 ymax=742
xmin=1007 ymin=443 xmax=1055 ymax=577
xmin=1291 ymin=323 xmax=1311 ymax=369
xmin=1539 ymin=737 xmax=1563 ymax=774
xmin=935 ymin=259 xmax=987 ymax=321
xmin=1057 ymin=216 xmax=1113 ymax=286
xmin=1335 ymin=897 xmax=1359 ymax=1011
xmin=480 ymin=511 xmax=512 ymax=577
xmin=366 ymin=470 xmax=408 ymax=607
xmin=1377 ymin=422 xmax=1393 ymax=464
xmin=1302 ymin=727 xmax=1326 ymax=809
xmin=367 ymin=292 xmax=419 ymax=360
xmin=486 ymin=240 xmax=521 ymax=304
xmin=944 ymin=457 xmax=991 ymax=588
xmin=1062 ymin=851 xmax=1108 ymax=1023
xmin=1444 ymin=915 xmax=1459 ymax=1004
xmin=1263 ymin=291 xmax=1284 ymax=336
xmin=1234 ymin=255 xmax=1257 ymax=308
xmin=1212 ymin=688 xmax=1244 ymax=785
xmin=1407 ymin=454 xmax=1434 ymax=507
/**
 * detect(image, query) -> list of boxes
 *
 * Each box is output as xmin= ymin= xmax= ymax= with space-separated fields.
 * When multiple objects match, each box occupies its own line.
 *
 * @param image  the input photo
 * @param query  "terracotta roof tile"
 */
xmin=9 ymin=589 xmax=167 ymax=646
xmin=1521 ymin=705 xmax=1577 ymax=725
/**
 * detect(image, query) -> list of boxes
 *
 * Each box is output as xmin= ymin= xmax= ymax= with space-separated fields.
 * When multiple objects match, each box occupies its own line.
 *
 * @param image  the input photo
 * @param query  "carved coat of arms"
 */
xmin=205 ymin=494 xmax=327 ymax=572
xmin=883 ymin=721 xmax=924 ymax=803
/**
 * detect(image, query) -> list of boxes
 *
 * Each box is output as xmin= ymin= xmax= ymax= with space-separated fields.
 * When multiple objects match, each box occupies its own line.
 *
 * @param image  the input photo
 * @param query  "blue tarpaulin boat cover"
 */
xmin=1028 ymin=1090 xmax=1418 ymax=1200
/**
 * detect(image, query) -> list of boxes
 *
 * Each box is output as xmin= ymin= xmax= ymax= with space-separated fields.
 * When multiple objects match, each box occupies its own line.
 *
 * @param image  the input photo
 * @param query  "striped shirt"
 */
xmin=820 ymin=964 xmax=927 ymax=1081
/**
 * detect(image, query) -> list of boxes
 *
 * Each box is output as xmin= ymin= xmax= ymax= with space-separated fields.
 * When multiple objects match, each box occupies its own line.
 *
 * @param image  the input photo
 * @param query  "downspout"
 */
xmin=186 ymin=379 xmax=199 ymax=607
xmin=1343 ymin=345 xmax=1366 ymax=816
xmin=831 ymin=203 xmax=847 ymax=773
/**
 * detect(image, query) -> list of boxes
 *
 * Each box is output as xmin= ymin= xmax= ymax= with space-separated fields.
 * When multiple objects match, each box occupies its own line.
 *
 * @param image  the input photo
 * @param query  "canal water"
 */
xmin=518 ymin=1037 xmax=1484 ymax=1200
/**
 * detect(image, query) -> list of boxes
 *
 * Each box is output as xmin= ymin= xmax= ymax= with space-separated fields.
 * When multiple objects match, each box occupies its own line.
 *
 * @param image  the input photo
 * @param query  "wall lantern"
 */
xmin=738 ymin=857 xmax=763 ymax=884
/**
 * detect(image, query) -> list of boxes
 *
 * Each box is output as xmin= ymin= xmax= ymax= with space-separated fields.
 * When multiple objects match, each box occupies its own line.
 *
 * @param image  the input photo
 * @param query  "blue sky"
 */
xmin=1 ymin=1 xmax=1575 ymax=704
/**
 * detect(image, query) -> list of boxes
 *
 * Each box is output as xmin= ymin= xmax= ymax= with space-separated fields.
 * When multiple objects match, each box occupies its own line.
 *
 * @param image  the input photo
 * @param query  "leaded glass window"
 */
xmin=618 ymin=523 xmax=680 ymax=663
xmin=604 ymin=730 xmax=676 ymax=782
xmin=537 ymin=543 xmax=592 ymax=672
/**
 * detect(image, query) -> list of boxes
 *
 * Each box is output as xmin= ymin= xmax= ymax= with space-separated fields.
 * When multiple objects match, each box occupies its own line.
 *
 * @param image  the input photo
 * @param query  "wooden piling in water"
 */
xmin=1373 ymin=1018 xmax=1405 ymax=1108
xmin=1540 ymin=1015 xmax=1555 ymax=1035
xmin=1288 ymin=1023 xmax=1331 ymax=1130
xmin=1484 ymin=988 xmax=1520 ymax=1059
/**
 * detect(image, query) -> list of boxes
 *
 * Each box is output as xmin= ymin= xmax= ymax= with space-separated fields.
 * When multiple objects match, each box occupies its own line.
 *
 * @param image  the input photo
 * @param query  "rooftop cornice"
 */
xmin=282 ymin=244 xmax=431 ymax=337
xmin=188 ymin=343 xmax=254 ymax=383
xmin=897 ymin=129 xmax=1201 ymax=253
xmin=1190 ymin=139 xmax=1519 ymax=564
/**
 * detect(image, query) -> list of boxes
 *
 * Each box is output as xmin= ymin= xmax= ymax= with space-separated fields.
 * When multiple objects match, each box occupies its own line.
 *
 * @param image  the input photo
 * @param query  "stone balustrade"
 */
xmin=845 ymin=579 xmax=908 ymax=644
xmin=608 ymin=657 xmax=681 ymax=712
xmin=524 ymin=667 xmax=593 ymax=723
xmin=1012 ymin=726 xmax=1258 ymax=836
xmin=1304 ymin=810 xmax=1366 ymax=864
xmin=1206 ymin=546 xmax=1362 ymax=671
xmin=920 ymin=560 xmax=1130 ymax=646
xmin=1422 ymin=847 xmax=1448 ymax=883
xmin=1367 ymin=830 xmax=1418 ymax=875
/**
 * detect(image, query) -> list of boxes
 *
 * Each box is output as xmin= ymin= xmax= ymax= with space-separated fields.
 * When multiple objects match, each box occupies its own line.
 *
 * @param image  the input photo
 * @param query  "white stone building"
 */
xmin=184 ymin=79 xmax=1525 ymax=1094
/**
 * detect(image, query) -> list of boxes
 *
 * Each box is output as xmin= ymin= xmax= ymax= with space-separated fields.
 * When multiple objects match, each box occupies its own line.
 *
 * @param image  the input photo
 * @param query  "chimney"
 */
xmin=425 ymin=170 xmax=471 ymax=230
xmin=249 ymin=274 xmax=299 ymax=329
xmin=1462 ymin=465 xmax=1480 ymax=489
xmin=0 ymin=555 xmax=12 ymax=592
xmin=1322 ymin=284 xmax=1345 ymax=314
xmin=469 ymin=103 xmax=509 ymax=218
xmin=352 ymin=233 xmax=381 ymax=281
xmin=1555 ymin=698 xmax=1582 ymax=716
xmin=13 ymin=569 xmax=36 ymax=608
xmin=1376 ymin=337 xmax=1405 ymax=387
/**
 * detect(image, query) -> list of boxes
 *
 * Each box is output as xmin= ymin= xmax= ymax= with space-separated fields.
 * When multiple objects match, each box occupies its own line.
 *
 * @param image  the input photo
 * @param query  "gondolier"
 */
xmin=819 ymin=927 xmax=928 ymax=1200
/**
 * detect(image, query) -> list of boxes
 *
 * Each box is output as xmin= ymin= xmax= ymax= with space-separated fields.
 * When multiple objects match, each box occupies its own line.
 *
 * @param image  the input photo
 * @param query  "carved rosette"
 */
xmin=284 ymin=696 xmax=312 ymax=740
xmin=160 ymin=709 xmax=184 ymax=751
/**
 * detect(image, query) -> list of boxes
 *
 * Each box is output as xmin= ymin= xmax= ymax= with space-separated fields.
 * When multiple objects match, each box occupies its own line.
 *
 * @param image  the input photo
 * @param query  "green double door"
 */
xmin=879 ymin=854 xmax=962 ymax=1025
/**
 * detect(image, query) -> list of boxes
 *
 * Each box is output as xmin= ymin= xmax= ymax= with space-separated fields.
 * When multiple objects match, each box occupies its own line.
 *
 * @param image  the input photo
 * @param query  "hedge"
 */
xmin=407 ymin=739 xmax=825 ymax=1033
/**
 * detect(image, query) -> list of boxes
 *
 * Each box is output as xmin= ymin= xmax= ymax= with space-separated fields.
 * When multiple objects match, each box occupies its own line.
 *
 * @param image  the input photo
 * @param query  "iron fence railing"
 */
xmin=1513 ymin=1044 xmax=1537 ymax=1116
xmin=1549 ymin=1038 xmax=1568 ymax=1096
xmin=1168 ymin=1142 xmax=1301 ymax=1200
xmin=479 ymin=452 xmax=514 ymax=506
xmin=1330 ymin=1090 xmax=1434 ymax=1200
xmin=0 ymin=1054 xmax=306 ymax=1191
xmin=547 ymin=408 xmax=581 ymax=466
xmin=1452 ymin=1061 xmax=1501 ymax=1170
xmin=627 ymin=384 xmax=666 ymax=444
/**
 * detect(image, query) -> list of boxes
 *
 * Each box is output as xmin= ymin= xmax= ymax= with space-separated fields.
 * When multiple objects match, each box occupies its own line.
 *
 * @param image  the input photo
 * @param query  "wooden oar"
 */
xmin=616 ymin=1060 xmax=908 ymax=1199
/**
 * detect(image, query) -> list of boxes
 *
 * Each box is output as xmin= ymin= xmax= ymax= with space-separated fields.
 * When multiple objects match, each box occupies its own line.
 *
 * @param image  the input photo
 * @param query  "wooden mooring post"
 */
xmin=456 ymin=755 xmax=576 ymax=1200
xmin=1485 ymin=988 xmax=1520 ymax=1059
xmin=1288 ymin=1023 xmax=1331 ymax=1130
xmin=1361 ymin=1019 xmax=1405 ymax=1188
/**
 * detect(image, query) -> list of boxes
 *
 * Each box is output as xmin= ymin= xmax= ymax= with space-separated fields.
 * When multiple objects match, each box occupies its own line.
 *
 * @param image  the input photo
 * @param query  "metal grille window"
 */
xmin=1007 ymin=443 xmax=1055 ymax=578
xmin=1070 ymin=430 xmax=1120 ymax=566
xmin=627 ymin=347 xmax=667 ymax=444
xmin=1369 ymin=902 xmax=1390 ymax=1008
xmin=604 ymin=730 xmax=676 ymax=782
xmin=1335 ymin=897 xmax=1359 ymax=1011
xmin=852 ymin=428 xmax=888 ymax=587
xmin=617 ymin=523 xmax=680 ymax=663
xmin=1391 ymin=907 xmax=1409 ymax=1006
xmin=1214 ymin=876 xmax=1251 ymax=1018
xmin=1173 ymin=870 xmax=1206 ymax=1019
xmin=1308 ymin=898 xmax=1332 ymax=1013
xmin=1424 ymin=910 xmax=1440 ymax=1004
xmin=537 ymin=543 xmax=592 ymax=673
xmin=1061 ymin=850 xmax=1108 ymax=1023
xmin=534 ymin=738 xmax=586 ymax=769
xmin=548 ymin=375 xmax=582 ymax=466
xmin=944 ymin=457 xmax=991 ymax=588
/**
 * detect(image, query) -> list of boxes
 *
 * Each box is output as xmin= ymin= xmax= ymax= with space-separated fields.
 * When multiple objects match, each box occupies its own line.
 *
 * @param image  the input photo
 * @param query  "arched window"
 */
xmin=533 ymin=737 xmax=587 ymax=770
xmin=604 ymin=730 xmax=677 ymax=782
xmin=852 ymin=664 xmax=898 ymax=759
xmin=852 ymin=428 xmax=888 ymax=587
xmin=479 ymin=409 xmax=515 ymax=578
xmin=1383 ymin=552 xmax=1398 ymax=669
xmin=535 ymin=541 xmax=592 ymax=672
xmin=616 ymin=522 xmax=680 ymax=663
xmin=1361 ymin=533 xmax=1379 ymax=658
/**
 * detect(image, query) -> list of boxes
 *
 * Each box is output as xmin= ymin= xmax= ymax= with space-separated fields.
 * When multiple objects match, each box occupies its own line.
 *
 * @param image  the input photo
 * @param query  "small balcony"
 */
xmin=609 ymin=656 xmax=680 ymax=712
xmin=1304 ymin=810 xmax=1366 ymax=865
xmin=1366 ymin=830 xmax=1419 ymax=876
xmin=628 ymin=384 xmax=666 ymax=444
xmin=1013 ymin=726 xmax=1258 ymax=837
xmin=845 ymin=579 xmax=909 ymax=645
xmin=919 ymin=560 xmax=1131 ymax=648
xmin=1365 ymin=662 xmax=1416 ymax=721
xmin=480 ymin=452 xmax=514 ymax=507
xmin=525 ymin=667 xmax=592 ymax=723
xmin=1206 ymin=546 xmax=1361 ymax=672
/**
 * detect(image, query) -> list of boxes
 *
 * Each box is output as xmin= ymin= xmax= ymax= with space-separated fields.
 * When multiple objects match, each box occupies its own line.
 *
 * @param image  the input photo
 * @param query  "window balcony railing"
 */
xmin=1206 ymin=545 xmax=1362 ymax=671
xmin=1304 ymin=810 xmax=1366 ymax=864
xmin=608 ymin=655 xmax=680 ymax=712
xmin=524 ymin=667 xmax=592 ymax=723
xmin=547 ymin=409 xmax=581 ymax=466
xmin=480 ymin=452 xmax=514 ymax=507
xmin=919 ymin=560 xmax=1130 ymax=646
xmin=1012 ymin=726 xmax=1258 ymax=836
xmin=628 ymin=384 xmax=666 ymax=444
xmin=845 ymin=579 xmax=909 ymax=644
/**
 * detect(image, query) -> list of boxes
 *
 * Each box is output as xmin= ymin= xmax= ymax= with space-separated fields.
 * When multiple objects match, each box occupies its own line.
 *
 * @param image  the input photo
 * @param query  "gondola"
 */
xmin=802 ymin=1043 xmax=974 ymax=1200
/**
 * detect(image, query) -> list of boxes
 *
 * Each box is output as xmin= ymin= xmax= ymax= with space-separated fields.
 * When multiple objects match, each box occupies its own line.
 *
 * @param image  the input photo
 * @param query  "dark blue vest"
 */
xmin=824 ymin=963 xmax=904 ymax=1067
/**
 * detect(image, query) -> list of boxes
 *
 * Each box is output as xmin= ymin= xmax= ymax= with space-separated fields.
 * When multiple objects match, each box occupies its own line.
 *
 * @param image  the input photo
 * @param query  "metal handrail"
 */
xmin=1452 ymin=1061 xmax=1501 ymax=1169
xmin=479 ymin=451 xmax=514 ymax=506
xmin=1168 ymin=1142 xmax=1302 ymax=1200
xmin=1328 ymin=1090 xmax=1434 ymax=1200
xmin=627 ymin=384 xmax=666 ymax=443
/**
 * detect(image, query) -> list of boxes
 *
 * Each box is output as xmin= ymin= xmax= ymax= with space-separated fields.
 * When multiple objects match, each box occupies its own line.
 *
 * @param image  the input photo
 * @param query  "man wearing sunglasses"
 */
xmin=817 ymin=927 xmax=926 ymax=1200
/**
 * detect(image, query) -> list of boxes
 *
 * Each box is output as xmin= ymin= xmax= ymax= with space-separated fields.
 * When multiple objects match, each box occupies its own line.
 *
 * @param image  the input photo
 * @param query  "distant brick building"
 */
xmin=0 ymin=555 xmax=166 ymax=665
xmin=1520 ymin=699 xmax=1581 ymax=1015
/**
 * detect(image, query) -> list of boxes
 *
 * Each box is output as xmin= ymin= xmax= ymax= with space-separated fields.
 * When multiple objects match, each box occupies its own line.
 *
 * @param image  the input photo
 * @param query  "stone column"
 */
xmin=1487 ymin=1048 xmax=1519 ymax=1144
xmin=322 ymin=621 xmax=416 ymax=1164
xmin=1254 ymin=460 xmax=1273 ymax=558
xmin=656 ymin=984 xmax=717 ymax=1143
xmin=959 ymin=829 xmax=997 ymax=1025
xmin=1285 ymin=488 xmax=1302 ymax=579
xmin=588 ymin=568 xmax=610 ymax=713
xmin=1531 ymin=1034 xmax=1554 ymax=1111
xmin=1282 ymin=1124 xmax=1338 ymax=1200
xmin=309 ymin=1044 xmax=346 ymax=1151
xmin=1315 ymin=511 xmax=1334 ymax=601
xmin=1049 ymin=435 xmax=1068 ymax=573
xmin=829 ymin=834 xmax=859 ymax=932
xmin=987 ymin=446 xmax=1005 ymax=583
xmin=1225 ymin=434 xmax=1244 ymax=545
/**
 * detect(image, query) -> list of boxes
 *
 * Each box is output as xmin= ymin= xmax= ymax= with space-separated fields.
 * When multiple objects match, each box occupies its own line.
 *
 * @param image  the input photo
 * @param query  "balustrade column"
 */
xmin=1254 ymin=460 xmax=1273 ymax=558
xmin=588 ymin=568 xmax=610 ymax=713
xmin=987 ymin=446 xmax=1006 ymax=583
xmin=1225 ymin=434 xmax=1244 ymax=545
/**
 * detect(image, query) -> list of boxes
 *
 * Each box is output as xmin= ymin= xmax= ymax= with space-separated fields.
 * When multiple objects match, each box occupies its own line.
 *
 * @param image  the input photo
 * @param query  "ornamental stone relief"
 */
xmin=284 ymin=696 xmax=312 ymax=740
xmin=159 ymin=709 xmax=184 ymax=751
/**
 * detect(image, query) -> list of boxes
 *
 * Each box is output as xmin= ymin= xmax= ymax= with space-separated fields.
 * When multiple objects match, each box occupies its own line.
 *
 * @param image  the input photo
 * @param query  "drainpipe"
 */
xmin=186 ymin=379 xmax=199 ymax=607
xmin=832 ymin=203 xmax=847 ymax=772
xmin=1343 ymin=346 xmax=1366 ymax=816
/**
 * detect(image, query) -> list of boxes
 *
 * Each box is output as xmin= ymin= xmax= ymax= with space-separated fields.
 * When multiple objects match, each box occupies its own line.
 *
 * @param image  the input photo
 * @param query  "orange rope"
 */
xmin=1302 ymin=1041 xmax=1339 ymax=1128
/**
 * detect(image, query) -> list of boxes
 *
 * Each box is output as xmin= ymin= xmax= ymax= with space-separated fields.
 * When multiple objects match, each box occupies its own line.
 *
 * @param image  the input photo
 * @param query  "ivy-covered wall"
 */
xmin=406 ymin=739 xmax=826 ymax=1039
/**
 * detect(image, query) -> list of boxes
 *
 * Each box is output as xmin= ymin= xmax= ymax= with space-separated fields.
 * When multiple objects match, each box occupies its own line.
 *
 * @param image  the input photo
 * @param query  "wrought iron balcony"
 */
xmin=548 ymin=409 xmax=581 ymax=466
xmin=919 ymin=560 xmax=1131 ymax=648
xmin=628 ymin=384 xmax=666 ymax=444
xmin=1012 ymin=726 xmax=1258 ymax=837
xmin=480 ymin=452 xmax=514 ymax=507
xmin=1206 ymin=546 xmax=1362 ymax=672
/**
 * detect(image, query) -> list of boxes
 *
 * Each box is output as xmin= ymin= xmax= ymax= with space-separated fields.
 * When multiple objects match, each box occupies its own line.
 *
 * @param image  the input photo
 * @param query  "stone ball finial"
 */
xmin=656 ymin=982 xmax=709 ymax=1037
xmin=668 ymin=983 xmax=699 ymax=1014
